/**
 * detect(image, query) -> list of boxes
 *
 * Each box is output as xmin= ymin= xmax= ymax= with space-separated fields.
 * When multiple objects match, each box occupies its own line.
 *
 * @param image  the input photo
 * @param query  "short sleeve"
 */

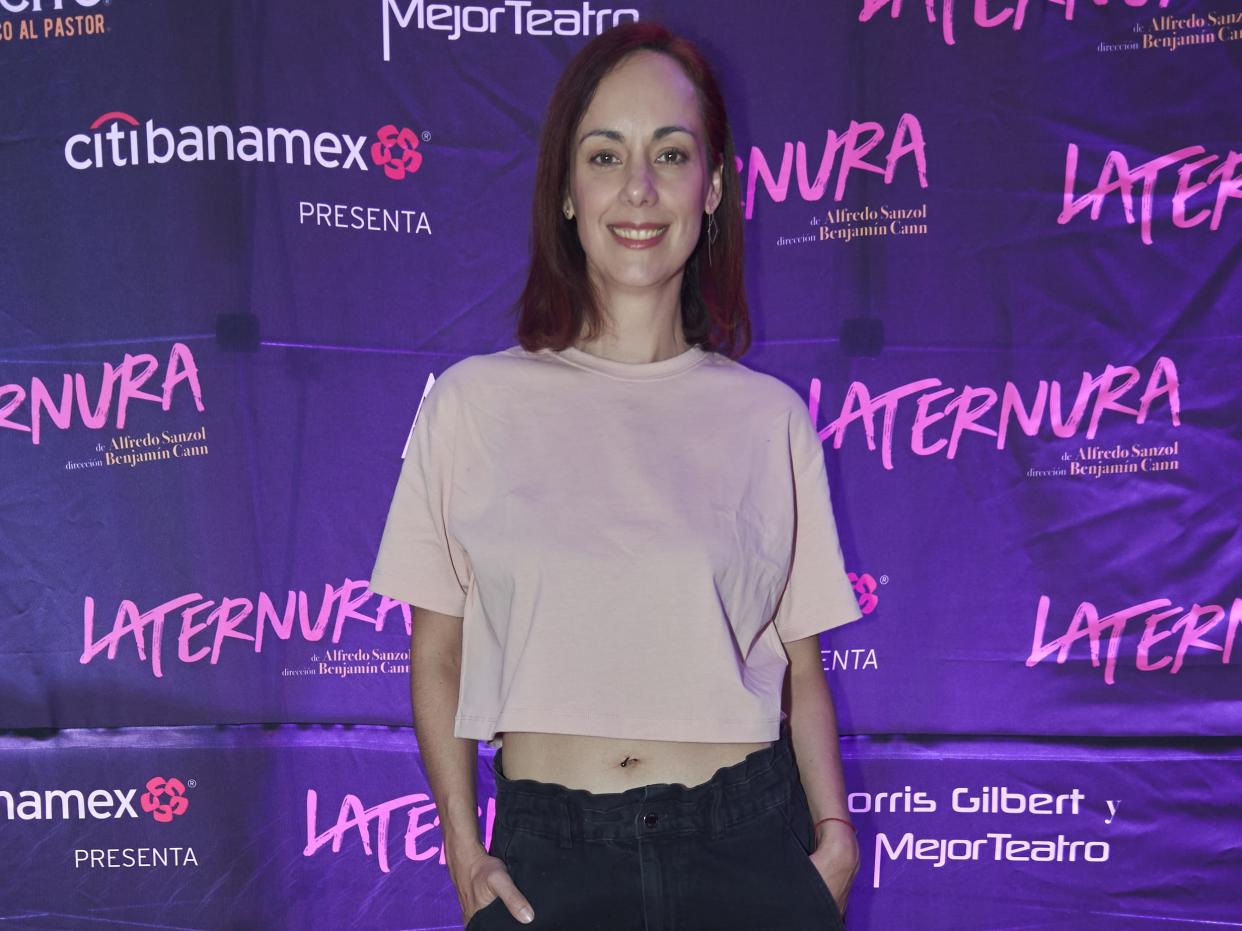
xmin=368 ymin=375 xmax=472 ymax=616
xmin=773 ymin=403 xmax=863 ymax=642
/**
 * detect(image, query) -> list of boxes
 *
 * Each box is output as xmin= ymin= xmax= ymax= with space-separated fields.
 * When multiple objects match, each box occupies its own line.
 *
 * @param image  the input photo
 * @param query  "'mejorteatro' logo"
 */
xmin=382 ymin=0 xmax=640 ymax=60
xmin=64 ymin=112 xmax=426 ymax=179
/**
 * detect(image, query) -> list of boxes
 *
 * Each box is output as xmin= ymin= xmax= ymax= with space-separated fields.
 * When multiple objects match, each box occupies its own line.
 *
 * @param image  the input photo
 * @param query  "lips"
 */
xmin=608 ymin=224 xmax=669 ymax=248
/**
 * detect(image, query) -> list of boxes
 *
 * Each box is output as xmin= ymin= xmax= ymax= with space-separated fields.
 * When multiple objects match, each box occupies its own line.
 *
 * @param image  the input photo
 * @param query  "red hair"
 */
xmin=513 ymin=22 xmax=750 ymax=359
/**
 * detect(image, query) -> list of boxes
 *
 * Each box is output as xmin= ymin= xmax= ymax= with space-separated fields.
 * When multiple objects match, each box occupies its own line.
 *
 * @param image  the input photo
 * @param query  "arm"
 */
xmin=411 ymin=606 xmax=535 ymax=924
xmin=410 ymin=606 xmax=480 ymax=867
xmin=785 ymin=633 xmax=861 ymax=911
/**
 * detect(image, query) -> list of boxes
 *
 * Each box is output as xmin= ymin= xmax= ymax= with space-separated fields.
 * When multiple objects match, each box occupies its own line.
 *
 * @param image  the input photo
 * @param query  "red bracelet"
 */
xmin=814 ymin=816 xmax=857 ymax=833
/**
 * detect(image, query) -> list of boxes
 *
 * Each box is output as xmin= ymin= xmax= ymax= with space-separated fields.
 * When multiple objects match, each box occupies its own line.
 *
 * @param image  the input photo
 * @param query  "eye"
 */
xmin=589 ymin=151 xmax=620 ymax=166
xmin=657 ymin=148 xmax=689 ymax=165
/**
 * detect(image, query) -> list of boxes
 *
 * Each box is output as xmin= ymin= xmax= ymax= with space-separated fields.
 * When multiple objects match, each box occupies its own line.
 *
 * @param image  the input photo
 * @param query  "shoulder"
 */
xmin=440 ymin=345 xmax=559 ymax=380
xmin=698 ymin=350 xmax=809 ymax=419
xmin=699 ymin=352 xmax=826 ymax=462
xmin=426 ymin=345 xmax=548 ymax=398
xmin=420 ymin=346 xmax=570 ymax=428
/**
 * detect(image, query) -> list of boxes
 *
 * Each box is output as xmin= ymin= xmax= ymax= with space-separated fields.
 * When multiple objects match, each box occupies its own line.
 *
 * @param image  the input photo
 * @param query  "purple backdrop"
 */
xmin=2 ymin=0 xmax=1239 ymax=927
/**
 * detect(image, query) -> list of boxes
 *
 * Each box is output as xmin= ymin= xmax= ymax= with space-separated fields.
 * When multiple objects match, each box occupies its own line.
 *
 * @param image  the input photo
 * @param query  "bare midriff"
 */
xmin=494 ymin=731 xmax=774 ymax=793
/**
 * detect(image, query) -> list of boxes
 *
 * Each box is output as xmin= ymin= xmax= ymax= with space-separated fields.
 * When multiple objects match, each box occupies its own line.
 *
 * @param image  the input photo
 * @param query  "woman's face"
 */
xmin=566 ymin=50 xmax=723 ymax=309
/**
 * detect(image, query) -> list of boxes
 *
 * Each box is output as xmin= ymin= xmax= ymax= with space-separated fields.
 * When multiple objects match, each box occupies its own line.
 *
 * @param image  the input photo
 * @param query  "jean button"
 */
xmin=643 ymin=812 xmax=658 ymax=827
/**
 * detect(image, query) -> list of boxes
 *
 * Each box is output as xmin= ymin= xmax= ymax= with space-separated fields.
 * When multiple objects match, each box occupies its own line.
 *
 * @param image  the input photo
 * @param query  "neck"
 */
xmin=578 ymin=273 xmax=688 ymax=364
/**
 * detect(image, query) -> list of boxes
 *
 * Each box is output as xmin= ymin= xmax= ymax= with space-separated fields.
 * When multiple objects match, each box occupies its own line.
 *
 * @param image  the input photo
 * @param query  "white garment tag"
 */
xmin=400 ymin=371 xmax=438 ymax=460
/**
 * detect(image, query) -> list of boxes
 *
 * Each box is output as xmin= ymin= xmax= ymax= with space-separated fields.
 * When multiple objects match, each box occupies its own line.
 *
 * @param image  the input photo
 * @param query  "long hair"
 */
xmin=513 ymin=22 xmax=750 ymax=359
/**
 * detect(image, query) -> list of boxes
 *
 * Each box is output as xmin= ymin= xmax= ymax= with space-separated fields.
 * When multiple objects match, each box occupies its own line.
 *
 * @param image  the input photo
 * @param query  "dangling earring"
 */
xmin=706 ymin=211 xmax=719 ymax=266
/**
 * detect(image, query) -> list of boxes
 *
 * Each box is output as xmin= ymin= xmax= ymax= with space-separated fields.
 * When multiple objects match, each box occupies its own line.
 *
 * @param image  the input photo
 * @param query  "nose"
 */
xmin=621 ymin=158 xmax=657 ymax=207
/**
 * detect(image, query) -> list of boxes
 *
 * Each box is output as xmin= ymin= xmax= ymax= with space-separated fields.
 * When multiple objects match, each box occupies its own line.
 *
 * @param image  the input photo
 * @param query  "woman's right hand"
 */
xmin=453 ymin=846 xmax=535 ymax=926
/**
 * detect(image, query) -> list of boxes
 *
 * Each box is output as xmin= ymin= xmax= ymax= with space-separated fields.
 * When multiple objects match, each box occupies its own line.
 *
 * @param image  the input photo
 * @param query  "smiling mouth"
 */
xmin=608 ymin=225 xmax=668 ymax=241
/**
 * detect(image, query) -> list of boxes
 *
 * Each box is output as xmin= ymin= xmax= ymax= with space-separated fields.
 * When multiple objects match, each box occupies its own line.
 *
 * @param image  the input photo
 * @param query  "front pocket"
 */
xmin=779 ymin=805 xmax=846 ymax=927
xmin=465 ymin=826 xmax=522 ymax=929
xmin=463 ymin=894 xmax=506 ymax=930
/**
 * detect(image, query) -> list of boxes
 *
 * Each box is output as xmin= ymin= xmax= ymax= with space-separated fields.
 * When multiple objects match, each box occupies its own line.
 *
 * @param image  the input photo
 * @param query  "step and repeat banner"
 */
xmin=2 ymin=0 xmax=1239 ymax=928
xmin=1 ymin=727 xmax=1239 ymax=929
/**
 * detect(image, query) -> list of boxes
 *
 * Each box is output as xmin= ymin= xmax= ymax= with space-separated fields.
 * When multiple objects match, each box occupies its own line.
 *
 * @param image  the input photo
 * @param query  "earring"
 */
xmin=706 ymin=211 xmax=719 ymax=265
xmin=564 ymin=204 xmax=574 ymax=220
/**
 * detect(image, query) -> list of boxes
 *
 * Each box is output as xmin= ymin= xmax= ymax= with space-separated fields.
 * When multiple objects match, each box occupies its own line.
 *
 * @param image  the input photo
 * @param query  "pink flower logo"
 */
xmin=370 ymin=124 xmax=423 ymax=180
xmin=140 ymin=776 xmax=190 ymax=823
xmin=848 ymin=572 xmax=879 ymax=615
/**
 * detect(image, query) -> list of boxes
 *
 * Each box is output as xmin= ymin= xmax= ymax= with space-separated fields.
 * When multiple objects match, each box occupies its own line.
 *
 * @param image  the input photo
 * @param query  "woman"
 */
xmin=370 ymin=22 xmax=862 ymax=930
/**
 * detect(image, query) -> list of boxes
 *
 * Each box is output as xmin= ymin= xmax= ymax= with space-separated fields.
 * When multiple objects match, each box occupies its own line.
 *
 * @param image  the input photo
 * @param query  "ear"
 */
xmin=563 ymin=195 xmax=575 ymax=220
xmin=705 ymin=159 xmax=723 ymax=214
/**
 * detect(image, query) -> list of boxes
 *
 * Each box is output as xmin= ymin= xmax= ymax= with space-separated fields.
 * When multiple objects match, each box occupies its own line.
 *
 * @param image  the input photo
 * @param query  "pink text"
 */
xmin=1027 ymin=594 xmax=1242 ymax=684
xmin=859 ymin=0 xmax=1173 ymax=46
xmin=80 ymin=579 xmax=411 ymax=678
xmin=304 ymin=789 xmax=498 ymax=874
xmin=1061 ymin=143 xmax=1242 ymax=244
xmin=738 ymin=113 xmax=928 ymax=219
xmin=809 ymin=356 xmax=1180 ymax=470
xmin=0 ymin=342 xmax=204 ymax=446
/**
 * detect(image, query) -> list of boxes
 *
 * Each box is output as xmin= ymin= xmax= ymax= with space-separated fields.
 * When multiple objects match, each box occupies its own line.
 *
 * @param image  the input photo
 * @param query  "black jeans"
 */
xmin=465 ymin=720 xmax=846 ymax=930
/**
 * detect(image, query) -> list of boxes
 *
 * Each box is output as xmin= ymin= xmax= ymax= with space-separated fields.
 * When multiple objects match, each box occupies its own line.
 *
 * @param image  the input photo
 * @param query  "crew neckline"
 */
xmin=553 ymin=344 xmax=708 ymax=380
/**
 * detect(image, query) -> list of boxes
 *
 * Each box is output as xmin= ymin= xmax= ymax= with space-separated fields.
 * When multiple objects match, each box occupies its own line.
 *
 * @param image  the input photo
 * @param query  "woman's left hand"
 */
xmin=809 ymin=820 xmax=861 ymax=915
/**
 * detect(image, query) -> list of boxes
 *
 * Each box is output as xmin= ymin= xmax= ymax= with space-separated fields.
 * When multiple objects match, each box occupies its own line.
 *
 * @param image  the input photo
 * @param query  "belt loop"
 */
xmin=558 ymin=795 xmax=575 ymax=848
xmin=708 ymin=783 xmax=724 ymax=840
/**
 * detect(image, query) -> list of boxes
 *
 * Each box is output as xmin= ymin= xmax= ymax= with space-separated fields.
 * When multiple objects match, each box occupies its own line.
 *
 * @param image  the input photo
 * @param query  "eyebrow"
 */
xmin=577 ymin=125 xmax=697 ymax=146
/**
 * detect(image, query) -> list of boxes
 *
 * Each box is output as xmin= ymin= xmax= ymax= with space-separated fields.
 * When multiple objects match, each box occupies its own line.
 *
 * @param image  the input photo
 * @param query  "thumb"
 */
xmin=486 ymin=866 xmax=535 ymax=924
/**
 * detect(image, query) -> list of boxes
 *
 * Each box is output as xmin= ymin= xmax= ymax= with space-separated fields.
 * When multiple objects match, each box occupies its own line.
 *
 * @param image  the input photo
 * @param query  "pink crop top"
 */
xmin=368 ymin=343 xmax=862 ymax=746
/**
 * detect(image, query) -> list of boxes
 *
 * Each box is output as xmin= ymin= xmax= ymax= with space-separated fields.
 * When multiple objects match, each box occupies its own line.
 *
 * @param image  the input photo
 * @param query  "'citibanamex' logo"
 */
xmin=371 ymin=124 xmax=423 ymax=180
xmin=140 ymin=777 xmax=190 ymax=823
xmin=848 ymin=572 xmax=879 ymax=615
